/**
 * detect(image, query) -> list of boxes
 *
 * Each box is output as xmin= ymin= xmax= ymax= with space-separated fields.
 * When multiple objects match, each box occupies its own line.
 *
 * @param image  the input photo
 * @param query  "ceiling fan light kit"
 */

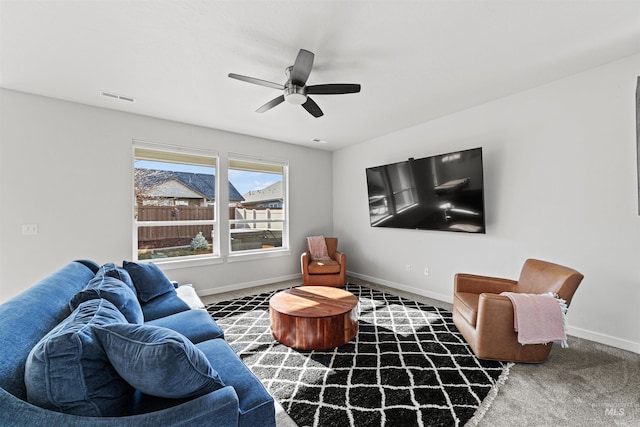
xmin=284 ymin=84 xmax=307 ymax=105
xmin=229 ymin=49 xmax=361 ymax=117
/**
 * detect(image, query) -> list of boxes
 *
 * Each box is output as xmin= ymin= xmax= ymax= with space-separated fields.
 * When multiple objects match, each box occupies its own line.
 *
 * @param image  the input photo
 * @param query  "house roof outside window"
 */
xmin=135 ymin=169 xmax=244 ymax=202
xmin=241 ymin=181 xmax=282 ymax=205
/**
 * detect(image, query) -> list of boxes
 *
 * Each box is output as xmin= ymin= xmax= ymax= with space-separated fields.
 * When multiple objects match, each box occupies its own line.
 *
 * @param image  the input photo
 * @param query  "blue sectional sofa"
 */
xmin=0 ymin=260 xmax=275 ymax=427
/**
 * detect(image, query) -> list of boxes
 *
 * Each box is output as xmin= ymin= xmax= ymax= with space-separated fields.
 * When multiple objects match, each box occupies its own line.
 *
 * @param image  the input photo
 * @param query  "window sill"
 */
xmin=226 ymin=248 xmax=291 ymax=263
xmin=137 ymin=249 xmax=291 ymax=268
xmin=141 ymin=255 xmax=224 ymax=271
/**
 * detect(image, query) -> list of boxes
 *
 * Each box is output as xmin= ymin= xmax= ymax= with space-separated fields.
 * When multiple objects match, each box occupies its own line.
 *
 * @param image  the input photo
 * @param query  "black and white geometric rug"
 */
xmin=206 ymin=284 xmax=511 ymax=427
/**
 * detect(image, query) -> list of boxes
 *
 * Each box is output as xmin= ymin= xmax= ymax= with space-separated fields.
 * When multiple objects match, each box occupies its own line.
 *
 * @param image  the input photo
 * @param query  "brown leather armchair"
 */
xmin=453 ymin=259 xmax=584 ymax=363
xmin=301 ymin=237 xmax=346 ymax=287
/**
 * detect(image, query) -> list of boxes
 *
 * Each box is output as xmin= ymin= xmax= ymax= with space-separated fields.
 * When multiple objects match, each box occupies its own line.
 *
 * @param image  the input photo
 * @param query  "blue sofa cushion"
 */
xmin=140 ymin=289 xmax=190 ymax=321
xmin=123 ymin=261 xmax=175 ymax=302
xmin=95 ymin=324 xmax=225 ymax=399
xmin=70 ymin=275 xmax=143 ymax=324
xmin=146 ymin=309 xmax=225 ymax=343
xmin=24 ymin=299 xmax=133 ymax=417
xmin=97 ymin=262 xmax=136 ymax=294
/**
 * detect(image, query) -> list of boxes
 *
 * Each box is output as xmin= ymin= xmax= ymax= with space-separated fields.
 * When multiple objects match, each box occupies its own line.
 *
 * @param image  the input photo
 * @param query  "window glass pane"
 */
xmin=138 ymin=225 xmax=214 ymax=260
xmin=229 ymin=157 xmax=286 ymax=253
xmin=134 ymin=160 xmax=216 ymax=216
xmin=133 ymin=145 xmax=218 ymax=261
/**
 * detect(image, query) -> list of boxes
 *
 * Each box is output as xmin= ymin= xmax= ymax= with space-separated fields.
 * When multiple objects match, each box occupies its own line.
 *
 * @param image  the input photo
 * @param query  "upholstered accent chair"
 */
xmin=453 ymin=258 xmax=584 ymax=363
xmin=301 ymin=237 xmax=346 ymax=287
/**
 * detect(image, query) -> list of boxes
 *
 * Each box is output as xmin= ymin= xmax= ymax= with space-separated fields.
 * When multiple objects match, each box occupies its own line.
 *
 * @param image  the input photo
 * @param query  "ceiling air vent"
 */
xmin=100 ymin=91 xmax=135 ymax=103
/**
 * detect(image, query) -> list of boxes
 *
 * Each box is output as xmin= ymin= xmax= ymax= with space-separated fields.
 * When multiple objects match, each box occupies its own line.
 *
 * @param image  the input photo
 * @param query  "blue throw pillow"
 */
xmin=94 ymin=324 xmax=225 ymax=399
xmin=24 ymin=299 xmax=133 ymax=416
xmin=70 ymin=275 xmax=143 ymax=324
xmin=97 ymin=262 xmax=136 ymax=294
xmin=123 ymin=261 xmax=175 ymax=302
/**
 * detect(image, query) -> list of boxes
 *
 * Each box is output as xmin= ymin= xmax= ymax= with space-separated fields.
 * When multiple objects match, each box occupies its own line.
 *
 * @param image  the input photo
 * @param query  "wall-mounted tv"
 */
xmin=365 ymin=147 xmax=486 ymax=233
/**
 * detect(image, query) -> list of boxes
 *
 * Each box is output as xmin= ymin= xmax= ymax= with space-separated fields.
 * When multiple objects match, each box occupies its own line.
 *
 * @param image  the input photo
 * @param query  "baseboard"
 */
xmin=348 ymin=271 xmax=453 ymax=304
xmin=567 ymin=325 xmax=640 ymax=354
xmin=197 ymin=273 xmax=302 ymax=297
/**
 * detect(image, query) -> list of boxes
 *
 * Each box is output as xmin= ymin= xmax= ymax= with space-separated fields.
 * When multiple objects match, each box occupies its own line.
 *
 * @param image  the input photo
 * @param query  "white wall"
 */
xmin=0 ymin=89 xmax=334 ymax=301
xmin=333 ymin=54 xmax=640 ymax=353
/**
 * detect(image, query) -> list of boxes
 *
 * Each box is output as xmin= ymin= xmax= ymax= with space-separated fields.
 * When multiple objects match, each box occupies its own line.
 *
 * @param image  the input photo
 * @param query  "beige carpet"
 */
xmin=478 ymin=337 xmax=639 ymax=427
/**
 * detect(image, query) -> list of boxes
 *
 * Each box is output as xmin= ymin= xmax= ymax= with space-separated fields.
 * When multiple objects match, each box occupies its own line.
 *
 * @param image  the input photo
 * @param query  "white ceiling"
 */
xmin=2 ymin=1 xmax=640 ymax=151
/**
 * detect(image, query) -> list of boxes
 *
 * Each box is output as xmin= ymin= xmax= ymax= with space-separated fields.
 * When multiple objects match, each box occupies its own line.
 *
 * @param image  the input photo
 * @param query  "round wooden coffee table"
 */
xmin=269 ymin=286 xmax=359 ymax=350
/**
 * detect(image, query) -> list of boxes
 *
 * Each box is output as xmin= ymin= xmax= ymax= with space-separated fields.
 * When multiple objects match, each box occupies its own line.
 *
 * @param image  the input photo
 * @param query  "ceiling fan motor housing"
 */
xmin=284 ymin=84 xmax=307 ymax=105
xmin=284 ymin=66 xmax=307 ymax=104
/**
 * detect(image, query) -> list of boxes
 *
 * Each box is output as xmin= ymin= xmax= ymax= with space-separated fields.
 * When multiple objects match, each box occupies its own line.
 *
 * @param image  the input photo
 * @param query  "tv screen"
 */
xmin=366 ymin=147 xmax=485 ymax=233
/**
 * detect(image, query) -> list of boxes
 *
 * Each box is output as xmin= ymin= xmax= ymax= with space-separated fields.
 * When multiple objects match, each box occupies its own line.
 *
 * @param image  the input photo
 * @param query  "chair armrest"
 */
xmin=467 ymin=293 xmax=519 ymax=356
xmin=454 ymin=273 xmax=517 ymax=295
xmin=301 ymin=252 xmax=310 ymax=274
xmin=476 ymin=293 xmax=515 ymax=329
xmin=333 ymin=250 xmax=346 ymax=266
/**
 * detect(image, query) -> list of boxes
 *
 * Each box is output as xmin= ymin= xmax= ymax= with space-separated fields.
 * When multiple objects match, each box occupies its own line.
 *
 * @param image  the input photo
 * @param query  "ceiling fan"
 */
xmin=228 ymin=49 xmax=361 ymax=118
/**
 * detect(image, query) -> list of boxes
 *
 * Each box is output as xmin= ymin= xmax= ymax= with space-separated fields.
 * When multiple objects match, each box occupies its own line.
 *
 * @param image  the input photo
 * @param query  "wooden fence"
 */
xmin=233 ymin=207 xmax=284 ymax=229
xmin=137 ymin=205 xmax=284 ymax=249
xmin=137 ymin=205 xmax=214 ymax=246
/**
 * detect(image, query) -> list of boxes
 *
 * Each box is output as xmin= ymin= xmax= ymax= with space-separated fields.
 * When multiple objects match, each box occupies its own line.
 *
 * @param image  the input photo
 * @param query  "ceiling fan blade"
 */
xmin=302 ymin=97 xmax=323 ymax=118
xmin=256 ymin=95 xmax=285 ymax=113
xmin=306 ymin=83 xmax=361 ymax=95
xmin=228 ymin=73 xmax=284 ymax=90
xmin=290 ymin=49 xmax=314 ymax=85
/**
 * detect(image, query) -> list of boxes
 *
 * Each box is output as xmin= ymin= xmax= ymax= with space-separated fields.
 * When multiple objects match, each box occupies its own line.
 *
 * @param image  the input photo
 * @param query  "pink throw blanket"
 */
xmin=307 ymin=236 xmax=331 ymax=261
xmin=500 ymin=292 xmax=566 ymax=346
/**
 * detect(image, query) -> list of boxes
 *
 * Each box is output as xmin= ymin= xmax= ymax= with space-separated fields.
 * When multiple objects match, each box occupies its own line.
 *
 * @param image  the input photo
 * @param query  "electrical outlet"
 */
xmin=423 ymin=267 xmax=429 ymax=276
xmin=22 ymin=224 xmax=38 ymax=235
xmin=405 ymin=264 xmax=412 ymax=272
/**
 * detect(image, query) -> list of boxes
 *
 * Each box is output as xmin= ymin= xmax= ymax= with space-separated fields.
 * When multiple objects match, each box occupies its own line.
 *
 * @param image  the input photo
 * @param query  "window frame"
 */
xmin=227 ymin=153 xmax=289 ymax=259
xmin=132 ymin=141 xmax=220 ymax=264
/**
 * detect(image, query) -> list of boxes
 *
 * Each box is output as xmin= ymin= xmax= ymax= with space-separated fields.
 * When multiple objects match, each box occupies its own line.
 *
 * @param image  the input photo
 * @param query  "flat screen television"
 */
xmin=365 ymin=147 xmax=486 ymax=233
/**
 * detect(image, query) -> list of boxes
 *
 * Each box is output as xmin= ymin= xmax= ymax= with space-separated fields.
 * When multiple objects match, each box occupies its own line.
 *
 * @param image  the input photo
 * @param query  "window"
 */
xmin=228 ymin=155 xmax=288 ymax=254
xmin=133 ymin=143 xmax=219 ymax=261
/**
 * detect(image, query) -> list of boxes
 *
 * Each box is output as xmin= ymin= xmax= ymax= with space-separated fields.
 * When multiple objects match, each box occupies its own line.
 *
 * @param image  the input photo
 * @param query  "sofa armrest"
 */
xmin=176 ymin=284 xmax=205 ymax=310
xmin=0 ymin=386 xmax=239 ymax=427
xmin=454 ymin=273 xmax=517 ymax=295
